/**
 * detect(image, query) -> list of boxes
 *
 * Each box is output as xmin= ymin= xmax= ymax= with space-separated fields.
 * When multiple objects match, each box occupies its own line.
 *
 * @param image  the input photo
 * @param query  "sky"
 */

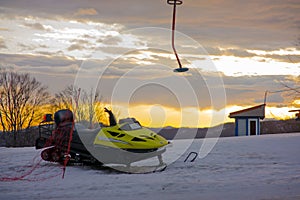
xmin=0 ymin=0 xmax=299 ymax=127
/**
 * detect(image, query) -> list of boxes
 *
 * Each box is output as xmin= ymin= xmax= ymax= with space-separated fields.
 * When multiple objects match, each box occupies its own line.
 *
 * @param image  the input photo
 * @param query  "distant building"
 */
xmin=229 ymin=104 xmax=265 ymax=136
xmin=288 ymin=109 xmax=300 ymax=121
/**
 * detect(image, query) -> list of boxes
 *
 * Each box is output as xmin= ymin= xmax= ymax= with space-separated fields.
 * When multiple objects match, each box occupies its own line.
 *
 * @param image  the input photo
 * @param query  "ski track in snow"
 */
xmin=0 ymin=133 xmax=300 ymax=200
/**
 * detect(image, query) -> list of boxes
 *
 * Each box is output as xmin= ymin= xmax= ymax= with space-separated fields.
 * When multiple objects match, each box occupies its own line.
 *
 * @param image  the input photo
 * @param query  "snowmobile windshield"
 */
xmin=120 ymin=122 xmax=142 ymax=131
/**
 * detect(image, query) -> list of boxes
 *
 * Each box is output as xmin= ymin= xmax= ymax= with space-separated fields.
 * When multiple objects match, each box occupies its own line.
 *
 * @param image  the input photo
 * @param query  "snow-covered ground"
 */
xmin=1 ymin=133 xmax=300 ymax=200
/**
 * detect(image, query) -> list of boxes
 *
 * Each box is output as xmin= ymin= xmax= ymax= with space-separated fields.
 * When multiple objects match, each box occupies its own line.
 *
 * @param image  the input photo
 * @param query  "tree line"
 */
xmin=0 ymin=68 xmax=107 ymax=135
xmin=1 ymin=67 xmax=299 ymax=136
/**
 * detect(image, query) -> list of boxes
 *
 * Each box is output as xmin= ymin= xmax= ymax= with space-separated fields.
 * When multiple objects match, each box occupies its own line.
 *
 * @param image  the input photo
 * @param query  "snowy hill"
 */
xmin=155 ymin=119 xmax=300 ymax=140
xmin=1 ymin=119 xmax=299 ymax=147
xmin=1 ymin=133 xmax=300 ymax=200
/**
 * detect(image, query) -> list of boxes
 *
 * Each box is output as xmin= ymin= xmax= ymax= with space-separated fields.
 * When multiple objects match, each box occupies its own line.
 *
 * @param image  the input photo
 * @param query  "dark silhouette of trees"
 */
xmin=282 ymin=78 xmax=300 ymax=108
xmin=0 ymin=69 xmax=50 ymax=136
xmin=53 ymin=85 xmax=105 ymax=128
xmin=285 ymin=37 xmax=299 ymax=107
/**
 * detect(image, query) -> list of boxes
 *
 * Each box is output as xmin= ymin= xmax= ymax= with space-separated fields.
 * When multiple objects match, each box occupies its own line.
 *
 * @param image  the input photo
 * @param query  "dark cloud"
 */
xmin=0 ymin=53 xmax=81 ymax=68
xmin=67 ymin=39 xmax=94 ymax=51
xmin=179 ymin=0 xmax=300 ymax=50
xmin=66 ymin=36 xmax=124 ymax=52
xmin=18 ymin=43 xmax=36 ymax=51
xmin=22 ymin=22 xmax=48 ymax=31
xmin=70 ymin=39 xmax=91 ymax=45
xmin=255 ymin=93 xmax=284 ymax=104
xmin=0 ymin=38 xmax=7 ymax=49
xmin=67 ymin=44 xmax=87 ymax=51
xmin=1 ymin=0 xmax=298 ymax=50
xmin=94 ymin=70 xmax=294 ymax=110
xmin=98 ymin=46 xmax=139 ymax=55
xmin=223 ymin=49 xmax=256 ymax=58
xmin=204 ymin=47 xmax=223 ymax=56
xmin=0 ymin=51 xmax=296 ymax=109
xmin=223 ymin=75 xmax=297 ymax=107
xmin=204 ymin=47 xmax=257 ymax=58
xmin=0 ymin=53 xmax=83 ymax=93
xmin=97 ymin=35 xmax=122 ymax=45
xmin=39 ymin=44 xmax=48 ymax=48
xmin=0 ymin=0 xmax=299 ymax=110
xmin=74 ymin=8 xmax=98 ymax=16
xmin=34 ymin=50 xmax=65 ymax=56
xmin=128 ymin=84 xmax=181 ymax=108
xmin=266 ymin=54 xmax=300 ymax=63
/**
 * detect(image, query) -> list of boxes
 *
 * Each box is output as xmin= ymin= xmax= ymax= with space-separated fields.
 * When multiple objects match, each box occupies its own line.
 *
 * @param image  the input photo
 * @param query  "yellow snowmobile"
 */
xmin=36 ymin=108 xmax=169 ymax=172
xmin=85 ymin=108 xmax=169 ymax=171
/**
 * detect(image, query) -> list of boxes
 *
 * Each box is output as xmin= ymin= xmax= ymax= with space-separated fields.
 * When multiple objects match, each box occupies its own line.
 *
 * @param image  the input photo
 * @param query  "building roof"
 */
xmin=229 ymin=104 xmax=265 ymax=119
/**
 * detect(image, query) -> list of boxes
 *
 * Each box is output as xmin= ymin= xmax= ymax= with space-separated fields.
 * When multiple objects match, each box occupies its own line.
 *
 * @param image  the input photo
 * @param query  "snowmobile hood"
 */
xmin=93 ymin=122 xmax=168 ymax=150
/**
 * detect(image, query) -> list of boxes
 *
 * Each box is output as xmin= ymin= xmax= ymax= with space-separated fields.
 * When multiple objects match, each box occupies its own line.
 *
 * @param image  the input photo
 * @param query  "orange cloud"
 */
xmin=74 ymin=8 xmax=98 ymax=16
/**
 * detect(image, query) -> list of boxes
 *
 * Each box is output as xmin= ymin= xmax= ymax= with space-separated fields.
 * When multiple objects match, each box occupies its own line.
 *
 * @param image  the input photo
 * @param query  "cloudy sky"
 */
xmin=0 ymin=0 xmax=299 ymax=127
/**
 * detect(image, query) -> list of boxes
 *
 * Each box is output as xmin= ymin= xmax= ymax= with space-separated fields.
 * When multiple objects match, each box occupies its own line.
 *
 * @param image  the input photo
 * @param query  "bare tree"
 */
xmin=281 ymin=78 xmax=300 ymax=107
xmin=52 ymin=85 xmax=81 ymax=118
xmin=283 ymin=38 xmax=300 ymax=105
xmin=0 ymin=69 xmax=50 ymax=137
xmin=80 ymin=87 xmax=105 ymax=128
xmin=53 ymin=86 xmax=105 ymax=128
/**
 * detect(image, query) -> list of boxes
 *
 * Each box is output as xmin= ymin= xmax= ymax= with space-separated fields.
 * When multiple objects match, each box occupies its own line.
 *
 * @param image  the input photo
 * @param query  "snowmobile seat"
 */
xmin=54 ymin=109 xmax=74 ymax=127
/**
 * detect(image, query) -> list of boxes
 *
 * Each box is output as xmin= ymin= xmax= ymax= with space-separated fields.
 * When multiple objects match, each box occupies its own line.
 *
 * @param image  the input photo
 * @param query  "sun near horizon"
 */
xmin=114 ymin=103 xmax=300 ymax=128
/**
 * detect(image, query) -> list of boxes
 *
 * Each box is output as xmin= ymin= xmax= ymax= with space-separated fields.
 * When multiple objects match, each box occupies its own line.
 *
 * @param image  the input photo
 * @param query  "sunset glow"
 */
xmin=0 ymin=1 xmax=299 ymax=128
xmin=112 ymin=104 xmax=298 ymax=128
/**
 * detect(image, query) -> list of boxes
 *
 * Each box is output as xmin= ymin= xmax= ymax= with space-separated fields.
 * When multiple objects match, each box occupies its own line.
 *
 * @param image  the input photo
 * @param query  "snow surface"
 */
xmin=1 ymin=133 xmax=300 ymax=200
